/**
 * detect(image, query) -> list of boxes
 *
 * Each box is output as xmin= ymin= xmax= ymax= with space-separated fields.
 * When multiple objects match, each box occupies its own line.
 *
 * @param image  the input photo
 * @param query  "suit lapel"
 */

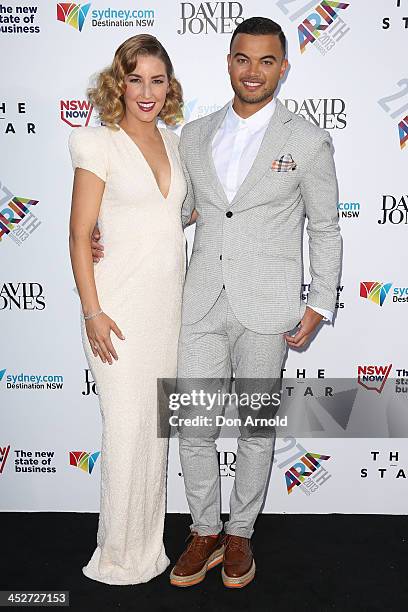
xmin=229 ymin=98 xmax=293 ymax=209
xmin=199 ymin=102 xmax=230 ymax=208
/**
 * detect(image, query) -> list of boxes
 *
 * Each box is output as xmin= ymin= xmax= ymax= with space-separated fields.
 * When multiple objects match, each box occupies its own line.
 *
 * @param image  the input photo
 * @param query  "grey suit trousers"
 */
xmin=176 ymin=287 xmax=287 ymax=538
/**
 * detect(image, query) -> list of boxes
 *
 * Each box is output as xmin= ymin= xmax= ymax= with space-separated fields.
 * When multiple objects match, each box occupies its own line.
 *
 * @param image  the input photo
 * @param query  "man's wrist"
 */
xmin=307 ymin=304 xmax=333 ymax=323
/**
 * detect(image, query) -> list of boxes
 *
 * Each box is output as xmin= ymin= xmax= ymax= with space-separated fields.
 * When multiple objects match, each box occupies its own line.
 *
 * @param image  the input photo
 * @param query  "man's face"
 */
xmin=227 ymin=33 xmax=288 ymax=105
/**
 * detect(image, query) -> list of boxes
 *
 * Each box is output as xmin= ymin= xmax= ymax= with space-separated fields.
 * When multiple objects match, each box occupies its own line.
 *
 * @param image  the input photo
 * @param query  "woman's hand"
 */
xmin=85 ymin=312 xmax=125 ymax=364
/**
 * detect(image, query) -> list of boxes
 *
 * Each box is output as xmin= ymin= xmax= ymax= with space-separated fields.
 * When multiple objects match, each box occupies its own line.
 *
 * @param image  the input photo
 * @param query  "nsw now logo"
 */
xmin=357 ymin=364 xmax=392 ymax=394
xmin=60 ymin=100 xmax=93 ymax=128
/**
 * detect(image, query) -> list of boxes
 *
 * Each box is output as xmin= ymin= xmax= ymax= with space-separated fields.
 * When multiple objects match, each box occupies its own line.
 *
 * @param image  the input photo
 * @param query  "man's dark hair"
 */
xmin=230 ymin=16 xmax=286 ymax=57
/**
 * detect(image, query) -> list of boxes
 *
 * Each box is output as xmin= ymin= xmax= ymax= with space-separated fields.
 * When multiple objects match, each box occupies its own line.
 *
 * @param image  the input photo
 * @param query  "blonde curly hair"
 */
xmin=87 ymin=34 xmax=183 ymax=128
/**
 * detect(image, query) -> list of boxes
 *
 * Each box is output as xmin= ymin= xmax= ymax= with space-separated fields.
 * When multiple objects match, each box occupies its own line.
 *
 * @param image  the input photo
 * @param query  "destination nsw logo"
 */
xmin=276 ymin=0 xmax=351 ymax=56
xmin=69 ymin=450 xmax=100 ymax=474
xmin=360 ymin=282 xmax=408 ymax=306
xmin=182 ymin=99 xmax=223 ymax=123
xmin=337 ymin=201 xmax=360 ymax=219
xmin=60 ymin=99 xmax=93 ymax=127
xmin=357 ymin=364 xmax=392 ymax=393
xmin=178 ymin=2 xmax=244 ymax=34
xmin=0 ymin=180 xmax=40 ymax=246
xmin=360 ymin=281 xmax=392 ymax=307
xmin=57 ymin=3 xmax=155 ymax=30
xmin=1 ymin=369 xmax=64 ymax=390
xmin=57 ymin=2 xmax=91 ymax=31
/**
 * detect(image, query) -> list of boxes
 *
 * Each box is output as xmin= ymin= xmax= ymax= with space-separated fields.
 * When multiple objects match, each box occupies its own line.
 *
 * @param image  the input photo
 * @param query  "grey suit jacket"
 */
xmin=179 ymin=98 xmax=342 ymax=334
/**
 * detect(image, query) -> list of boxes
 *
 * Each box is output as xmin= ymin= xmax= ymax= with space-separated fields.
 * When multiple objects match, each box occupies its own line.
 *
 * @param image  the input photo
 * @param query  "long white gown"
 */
xmin=68 ymin=124 xmax=187 ymax=584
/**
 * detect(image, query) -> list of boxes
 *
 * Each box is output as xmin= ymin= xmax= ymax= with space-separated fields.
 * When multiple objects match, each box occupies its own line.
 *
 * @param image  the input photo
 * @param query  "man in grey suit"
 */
xmin=169 ymin=17 xmax=341 ymax=589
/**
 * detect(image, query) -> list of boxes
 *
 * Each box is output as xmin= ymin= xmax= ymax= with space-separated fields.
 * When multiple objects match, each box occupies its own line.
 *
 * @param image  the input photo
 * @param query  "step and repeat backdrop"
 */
xmin=1 ymin=0 xmax=407 ymax=513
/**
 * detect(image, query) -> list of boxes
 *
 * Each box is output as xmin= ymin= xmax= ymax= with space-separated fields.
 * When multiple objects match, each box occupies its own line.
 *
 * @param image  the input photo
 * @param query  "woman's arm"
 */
xmin=69 ymin=168 xmax=124 ymax=364
xmin=69 ymin=168 xmax=104 ymax=315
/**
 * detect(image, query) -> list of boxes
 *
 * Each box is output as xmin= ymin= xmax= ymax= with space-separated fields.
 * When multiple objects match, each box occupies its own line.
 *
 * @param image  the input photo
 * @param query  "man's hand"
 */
xmin=185 ymin=208 xmax=198 ymax=227
xmin=190 ymin=209 xmax=198 ymax=225
xmin=91 ymin=225 xmax=104 ymax=263
xmin=284 ymin=307 xmax=324 ymax=349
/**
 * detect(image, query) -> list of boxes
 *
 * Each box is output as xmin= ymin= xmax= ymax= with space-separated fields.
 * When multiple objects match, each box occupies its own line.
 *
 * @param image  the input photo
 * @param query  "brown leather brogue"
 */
xmin=170 ymin=531 xmax=225 ymax=587
xmin=221 ymin=534 xmax=256 ymax=588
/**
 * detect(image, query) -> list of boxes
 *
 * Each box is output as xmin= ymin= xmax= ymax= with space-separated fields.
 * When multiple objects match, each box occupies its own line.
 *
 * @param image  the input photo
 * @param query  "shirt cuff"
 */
xmin=307 ymin=304 xmax=333 ymax=323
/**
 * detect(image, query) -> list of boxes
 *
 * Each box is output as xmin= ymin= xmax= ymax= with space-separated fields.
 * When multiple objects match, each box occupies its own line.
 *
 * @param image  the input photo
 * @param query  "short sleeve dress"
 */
xmin=68 ymin=124 xmax=187 ymax=585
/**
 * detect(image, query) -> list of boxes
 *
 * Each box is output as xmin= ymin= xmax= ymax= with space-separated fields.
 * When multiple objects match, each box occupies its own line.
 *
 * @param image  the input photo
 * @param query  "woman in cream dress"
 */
xmin=68 ymin=35 xmax=190 ymax=585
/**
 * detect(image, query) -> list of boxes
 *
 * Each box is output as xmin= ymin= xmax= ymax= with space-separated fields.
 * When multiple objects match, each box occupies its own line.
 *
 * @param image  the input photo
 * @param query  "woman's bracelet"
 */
xmin=83 ymin=309 xmax=103 ymax=321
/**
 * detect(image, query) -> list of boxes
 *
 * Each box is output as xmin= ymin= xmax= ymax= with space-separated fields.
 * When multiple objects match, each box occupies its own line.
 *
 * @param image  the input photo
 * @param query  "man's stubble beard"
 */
xmin=232 ymin=82 xmax=276 ymax=105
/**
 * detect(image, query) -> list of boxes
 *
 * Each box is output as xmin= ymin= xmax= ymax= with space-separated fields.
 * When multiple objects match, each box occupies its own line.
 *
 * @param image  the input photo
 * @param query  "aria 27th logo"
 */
xmin=273 ymin=437 xmax=331 ymax=496
xmin=276 ymin=0 xmax=351 ymax=56
xmin=0 ymin=180 xmax=40 ymax=246
xmin=378 ymin=80 xmax=408 ymax=150
xmin=285 ymin=452 xmax=331 ymax=494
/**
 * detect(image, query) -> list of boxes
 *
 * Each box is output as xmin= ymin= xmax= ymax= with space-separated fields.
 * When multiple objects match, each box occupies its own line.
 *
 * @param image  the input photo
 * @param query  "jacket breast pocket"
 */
xmin=260 ymin=167 xmax=300 ymax=199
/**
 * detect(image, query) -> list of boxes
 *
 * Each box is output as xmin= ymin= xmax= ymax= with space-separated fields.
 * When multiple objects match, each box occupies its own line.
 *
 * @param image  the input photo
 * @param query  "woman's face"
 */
xmin=123 ymin=54 xmax=169 ymax=123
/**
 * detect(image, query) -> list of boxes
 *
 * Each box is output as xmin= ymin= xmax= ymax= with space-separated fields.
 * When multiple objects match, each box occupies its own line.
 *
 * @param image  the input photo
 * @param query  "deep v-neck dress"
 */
xmin=68 ymin=124 xmax=187 ymax=585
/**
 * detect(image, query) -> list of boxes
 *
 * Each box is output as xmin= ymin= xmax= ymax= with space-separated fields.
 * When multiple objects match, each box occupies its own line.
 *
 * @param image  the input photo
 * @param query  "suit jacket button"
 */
xmin=226 ymin=211 xmax=233 ymax=218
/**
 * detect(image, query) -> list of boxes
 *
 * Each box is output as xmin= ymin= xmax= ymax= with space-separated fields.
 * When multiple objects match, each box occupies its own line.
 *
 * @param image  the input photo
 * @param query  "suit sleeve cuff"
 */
xmin=307 ymin=304 xmax=333 ymax=323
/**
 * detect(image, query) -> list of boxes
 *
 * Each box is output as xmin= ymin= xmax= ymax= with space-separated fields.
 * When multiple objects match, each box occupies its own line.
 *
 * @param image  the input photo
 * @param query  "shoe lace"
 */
xmin=185 ymin=531 xmax=212 ymax=554
xmin=225 ymin=535 xmax=248 ymax=553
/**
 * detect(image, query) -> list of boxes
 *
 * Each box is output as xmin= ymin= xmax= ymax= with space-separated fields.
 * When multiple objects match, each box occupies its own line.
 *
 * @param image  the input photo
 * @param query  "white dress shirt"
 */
xmin=211 ymin=98 xmax=333 ymax=323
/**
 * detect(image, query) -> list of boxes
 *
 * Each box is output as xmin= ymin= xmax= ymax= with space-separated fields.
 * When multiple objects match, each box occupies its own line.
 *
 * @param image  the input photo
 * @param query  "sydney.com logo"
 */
xmin=56 ymin=3 xmax=155 ymax=31
xmin=360 ymin=281 xmax=408 ymax=307
xmin=0 ymin=368 xmax=64 ymax=390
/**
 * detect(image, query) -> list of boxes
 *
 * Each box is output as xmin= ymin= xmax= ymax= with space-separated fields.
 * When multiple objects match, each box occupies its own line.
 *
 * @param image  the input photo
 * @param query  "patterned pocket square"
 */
xmin=271 ymin=154 xmax=297 ymax=172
